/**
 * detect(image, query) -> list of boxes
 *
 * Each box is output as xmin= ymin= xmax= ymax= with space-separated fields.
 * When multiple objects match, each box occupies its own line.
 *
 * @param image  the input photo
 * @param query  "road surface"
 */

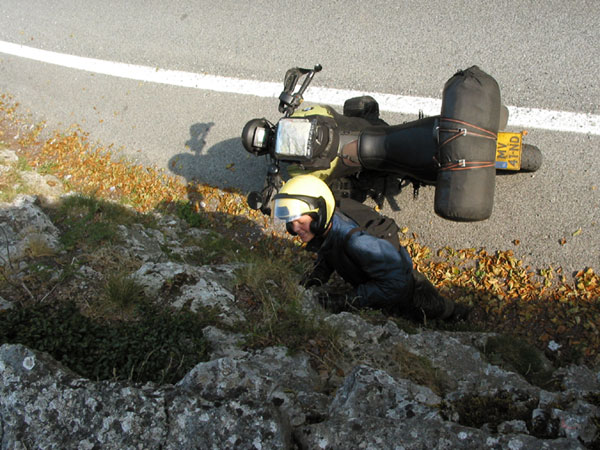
xmin=1 ymin=0 xmax=598 ymax=276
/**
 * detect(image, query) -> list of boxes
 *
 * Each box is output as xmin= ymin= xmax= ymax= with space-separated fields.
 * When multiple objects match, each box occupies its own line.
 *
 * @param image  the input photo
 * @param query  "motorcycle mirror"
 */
xmin=247 ymin=191 xmax=263 ymax=210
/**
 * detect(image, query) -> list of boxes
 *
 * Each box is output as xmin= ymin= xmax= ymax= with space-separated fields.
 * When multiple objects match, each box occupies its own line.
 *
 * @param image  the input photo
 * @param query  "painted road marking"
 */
xmin=1 ymin=40 xmax=599 ymax=135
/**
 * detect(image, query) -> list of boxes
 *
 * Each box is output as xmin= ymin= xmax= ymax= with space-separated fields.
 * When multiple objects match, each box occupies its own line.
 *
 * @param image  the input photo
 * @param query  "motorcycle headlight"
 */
xmin=241 ymin=118 xmax=273 ymax=156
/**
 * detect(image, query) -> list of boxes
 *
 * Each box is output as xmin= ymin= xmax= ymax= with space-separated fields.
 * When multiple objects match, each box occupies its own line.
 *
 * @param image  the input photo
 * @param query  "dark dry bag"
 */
xmin=434 ymin=66 xmax=501 ymax=221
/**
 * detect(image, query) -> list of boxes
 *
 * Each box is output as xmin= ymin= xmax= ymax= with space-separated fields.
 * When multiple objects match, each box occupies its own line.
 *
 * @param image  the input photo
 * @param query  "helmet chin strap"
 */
xmin=286 ymin=221 xmax=297 ymax=236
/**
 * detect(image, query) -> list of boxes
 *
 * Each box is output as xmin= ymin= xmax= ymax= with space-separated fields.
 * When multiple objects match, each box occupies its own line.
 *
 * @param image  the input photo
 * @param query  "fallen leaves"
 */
xmin=1 ymin=93 xmax=599 ymax=366
xmin=411 ymin=238 xmax=600 ymax=365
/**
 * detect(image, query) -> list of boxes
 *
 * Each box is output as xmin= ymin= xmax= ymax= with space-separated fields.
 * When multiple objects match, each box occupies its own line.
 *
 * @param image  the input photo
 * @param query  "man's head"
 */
xmin=272 ymin=175 xmax=335 ymax=242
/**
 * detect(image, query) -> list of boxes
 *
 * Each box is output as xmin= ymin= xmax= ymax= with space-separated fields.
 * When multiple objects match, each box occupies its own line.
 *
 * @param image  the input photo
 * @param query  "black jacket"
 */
xmin=306 ymin=211 xmax=413 ymax=311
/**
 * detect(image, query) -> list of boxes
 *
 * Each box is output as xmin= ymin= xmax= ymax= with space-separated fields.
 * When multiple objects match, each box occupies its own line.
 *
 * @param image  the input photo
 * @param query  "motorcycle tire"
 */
xmin=519 ymin=144 xmax=543 ymax=172
xmin=498 ymin=105 xmax=509 ymax=131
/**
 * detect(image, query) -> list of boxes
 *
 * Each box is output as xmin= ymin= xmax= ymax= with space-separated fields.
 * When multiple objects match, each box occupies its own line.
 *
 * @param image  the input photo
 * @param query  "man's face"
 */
xmin=289 ymin=215 xmax=315 ymax=242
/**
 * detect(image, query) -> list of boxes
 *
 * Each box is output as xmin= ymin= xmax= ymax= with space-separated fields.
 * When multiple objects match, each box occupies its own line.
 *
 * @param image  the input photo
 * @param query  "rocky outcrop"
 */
xmin=2 ymin=319 xmax=599 ymax=449
xmin=0 ymin=149 xmax=599 ymax=449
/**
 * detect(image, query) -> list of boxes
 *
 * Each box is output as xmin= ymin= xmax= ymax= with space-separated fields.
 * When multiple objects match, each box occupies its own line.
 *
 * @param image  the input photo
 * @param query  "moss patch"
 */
xmin=441 ymin=391 xmax=537 ymax=433
xmin=0 ymin=300 xmax=211 ymax=384
xmin=482 ymin=334 xmax=558 ymax=390
xmin=392 ymin=344 xmax=453 ymax=395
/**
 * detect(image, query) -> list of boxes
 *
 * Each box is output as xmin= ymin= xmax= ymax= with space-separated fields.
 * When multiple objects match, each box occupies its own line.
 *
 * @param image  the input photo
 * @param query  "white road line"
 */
xmin=1 ymin=40 xmax=599 ymax=135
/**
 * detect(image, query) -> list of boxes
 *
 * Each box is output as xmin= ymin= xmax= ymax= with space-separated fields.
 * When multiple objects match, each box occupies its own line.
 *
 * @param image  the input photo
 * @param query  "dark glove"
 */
xmin=300 ymin=267 xmax=331 ymax=288
xmin=300 ymin=257 xmax=332 ymax=288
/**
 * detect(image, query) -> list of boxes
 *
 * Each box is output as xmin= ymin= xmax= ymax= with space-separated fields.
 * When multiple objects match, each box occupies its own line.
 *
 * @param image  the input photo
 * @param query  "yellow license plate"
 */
xmin=495 ymin=132 xmax=523 ymax=170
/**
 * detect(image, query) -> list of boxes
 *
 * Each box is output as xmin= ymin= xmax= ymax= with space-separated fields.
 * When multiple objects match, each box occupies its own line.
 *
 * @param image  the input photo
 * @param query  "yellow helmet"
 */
xmin=273 ymin=175 xmax=336 ymax=236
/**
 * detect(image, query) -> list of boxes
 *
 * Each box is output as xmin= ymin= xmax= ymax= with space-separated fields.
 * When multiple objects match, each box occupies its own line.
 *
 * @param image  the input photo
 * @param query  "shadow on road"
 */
xmin=168 ymin=122 xmax=266 ymax=194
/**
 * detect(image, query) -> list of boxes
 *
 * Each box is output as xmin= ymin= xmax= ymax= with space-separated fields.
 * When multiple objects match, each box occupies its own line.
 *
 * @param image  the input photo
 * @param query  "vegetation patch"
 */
xmin=0 ymin=159 xmax=28 ymax=202
xmin=96 ymin=271 xmax=148 ymax=319
xmin=234 ymin=254 xmax=341 ymax=372
xmin=48 ymin=194 xmax=152 ymax=251
xmin=0 ymin=300 xmax=211 ymax=384
xmin=441 ymin=391 xmax=537 ymax=433
xmin=391 ymin=343 xmax=453 ymax=395
xmin=481 ymin=334 xmax=559 ymax=390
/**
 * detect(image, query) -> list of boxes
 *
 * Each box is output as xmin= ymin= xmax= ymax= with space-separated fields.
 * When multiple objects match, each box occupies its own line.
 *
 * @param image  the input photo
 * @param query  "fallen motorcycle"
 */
xmin=242 ymin=64 xmax=542 ymax=222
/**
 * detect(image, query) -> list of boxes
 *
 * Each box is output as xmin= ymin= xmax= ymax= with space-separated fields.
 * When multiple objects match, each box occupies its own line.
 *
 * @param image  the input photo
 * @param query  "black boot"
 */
xmin=447 ymin=302 xmax=470 ymax=322
xmin=410 ymin=270 xmax=463 ymax=322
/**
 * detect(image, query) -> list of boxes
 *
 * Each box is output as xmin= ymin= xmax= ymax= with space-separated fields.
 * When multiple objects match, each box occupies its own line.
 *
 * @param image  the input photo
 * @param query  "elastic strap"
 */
xmin=439 ymin=160 xmax=496 ymax=172
xmin=438 ymin=117 xmax=497 ymax=148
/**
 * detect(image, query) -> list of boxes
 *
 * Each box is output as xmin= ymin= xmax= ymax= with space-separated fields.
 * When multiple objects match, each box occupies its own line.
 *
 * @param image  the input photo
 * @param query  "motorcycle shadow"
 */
xmin=162 ymin=122 xmax=273 ymax=242
xmin=168 ymin=122 xmax=266 ymax=194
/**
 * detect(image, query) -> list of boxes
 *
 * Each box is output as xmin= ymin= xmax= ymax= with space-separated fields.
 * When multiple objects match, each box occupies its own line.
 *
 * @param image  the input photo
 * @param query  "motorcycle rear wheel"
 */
xmin=519 ymin=144 xmax=543 ymax=172
xmin=498 ymin=105 xmax=509 ymax=130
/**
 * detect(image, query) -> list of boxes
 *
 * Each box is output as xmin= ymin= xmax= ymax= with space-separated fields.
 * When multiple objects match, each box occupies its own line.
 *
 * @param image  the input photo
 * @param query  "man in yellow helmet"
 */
xmin=273 ymin=174 xmax=468 ymax=321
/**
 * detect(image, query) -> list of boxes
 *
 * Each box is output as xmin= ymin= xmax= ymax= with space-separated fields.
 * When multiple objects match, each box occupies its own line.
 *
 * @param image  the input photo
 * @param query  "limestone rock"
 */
xmin=0 ymin=195 xmax=61 ymax=263
xmin=132 ymin=261 xmax=244 ymax=324
xmin=1 ymin=161 xmax=598 ymax=448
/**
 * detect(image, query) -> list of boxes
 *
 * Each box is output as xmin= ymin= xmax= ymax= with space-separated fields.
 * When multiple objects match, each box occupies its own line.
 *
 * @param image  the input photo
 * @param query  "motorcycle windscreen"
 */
xmin=274 ymin=118 xmax=316 ymax=161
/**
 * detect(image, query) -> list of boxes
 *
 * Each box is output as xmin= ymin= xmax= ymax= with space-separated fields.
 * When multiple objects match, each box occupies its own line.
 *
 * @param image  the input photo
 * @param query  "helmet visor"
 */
xmin=272 ymin=195 xmax=316 ymax=223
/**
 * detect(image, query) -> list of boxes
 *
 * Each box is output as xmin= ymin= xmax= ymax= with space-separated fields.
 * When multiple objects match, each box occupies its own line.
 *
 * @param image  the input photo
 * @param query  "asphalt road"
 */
xmin=1 ymin=0 xmax=599 ymax=276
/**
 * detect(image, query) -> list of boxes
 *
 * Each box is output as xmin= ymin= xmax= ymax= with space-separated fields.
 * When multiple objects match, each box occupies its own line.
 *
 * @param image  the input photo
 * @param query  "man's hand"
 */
xmin=300 ymin=273 xmax=325 ymax=288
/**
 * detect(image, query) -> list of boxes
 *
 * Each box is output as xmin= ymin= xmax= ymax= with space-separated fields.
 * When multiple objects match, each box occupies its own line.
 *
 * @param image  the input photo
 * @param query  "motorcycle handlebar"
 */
xmin=278 ymin=64 xmax=322 ymax=115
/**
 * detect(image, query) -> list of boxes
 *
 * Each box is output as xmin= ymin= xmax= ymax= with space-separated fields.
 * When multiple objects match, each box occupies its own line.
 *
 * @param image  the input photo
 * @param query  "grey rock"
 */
xmin=498 ymin=419 xmax=529 ymax=434
xmin=132 ymin=261 xmax=244 ymax=324
xmin=0 ymin=344 xmax=167 ymax=450
xmin=296 ymin=364 xmax=586 ymax=449
xmin=0 ymin=195 xmax=61 ymax=263
xmin=165 ymin=394 xmax=291 ymax=449
xmin=556 ymin=364 xmax=600 ymax=392
xmin=0 ymin=148 xmax=19 ymax=165
xmin=177 ymin=346 xmax=328 ymax=428
xmin=202 ymin=325 xmax=248 ymax=359
xmin=117 ymin=223 xmax=166 ymax=262
xmin=19 ymin=171 xmax=64 ymax=201
xmin=0 ymin=173 xmax=597 ymax=449
xmin=0 ymin=295 xmax=13 ymax=311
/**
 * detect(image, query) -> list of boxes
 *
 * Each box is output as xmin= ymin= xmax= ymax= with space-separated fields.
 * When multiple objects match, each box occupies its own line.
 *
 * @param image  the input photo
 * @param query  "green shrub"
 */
xmin=0 ymin=301 xmax=210 ymax=384
xmin=174 ymin=200 xmax=211 ymax=229
xmin=103 ymin=272 xmax=146 ymax=311
xmin=51 ymin=194 xmax=146 ymax=250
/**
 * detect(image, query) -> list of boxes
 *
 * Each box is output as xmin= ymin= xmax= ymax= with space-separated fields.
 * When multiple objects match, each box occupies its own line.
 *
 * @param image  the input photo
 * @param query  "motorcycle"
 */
xmin=242 ymin=64 xmax=542 ymax=222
